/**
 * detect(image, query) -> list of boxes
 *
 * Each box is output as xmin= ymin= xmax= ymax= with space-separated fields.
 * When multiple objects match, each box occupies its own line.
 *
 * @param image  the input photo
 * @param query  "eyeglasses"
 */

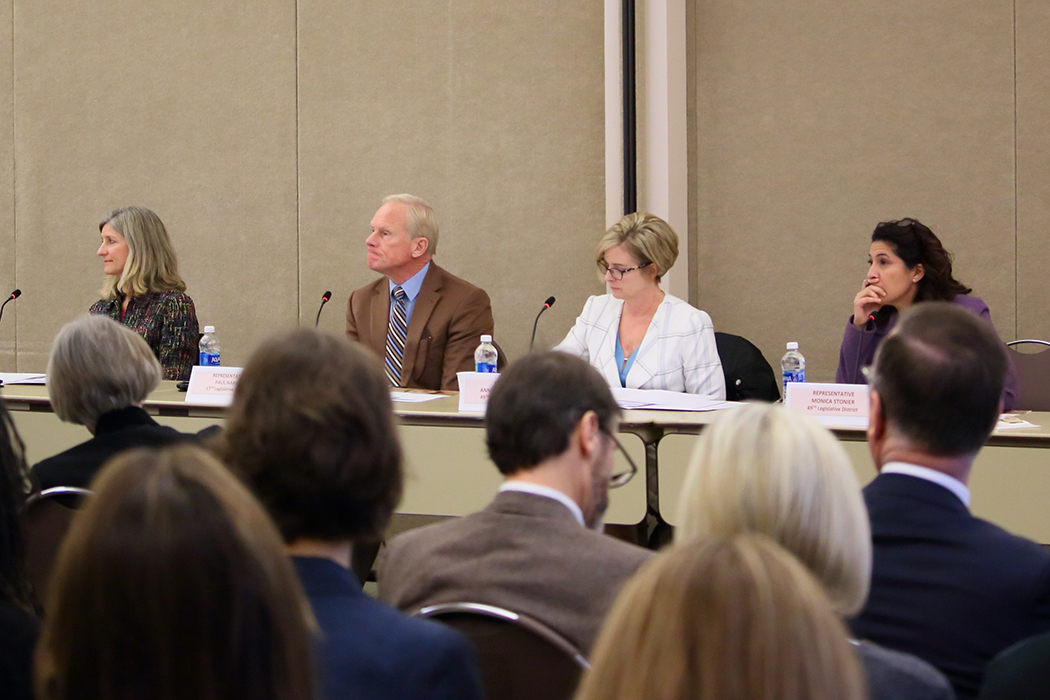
xmin=603 ymin=430 xmax=638 ymax=488
xmin=598 ymin=260 xmax=652 ymax=281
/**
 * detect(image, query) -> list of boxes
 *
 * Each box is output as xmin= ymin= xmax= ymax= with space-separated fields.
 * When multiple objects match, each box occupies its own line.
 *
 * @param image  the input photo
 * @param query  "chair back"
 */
xmin=415 ymin=602 xmax=589 ymax=700
xmin=1006 ymin=341 xmax=1050 ymax=411
xmin=23 ymin=487 xmax=93 ymax=606
xmin=979 ymin=630 xmax=1050 ymax=699
xmin=714 ymin=332 xmax=780 ymax=402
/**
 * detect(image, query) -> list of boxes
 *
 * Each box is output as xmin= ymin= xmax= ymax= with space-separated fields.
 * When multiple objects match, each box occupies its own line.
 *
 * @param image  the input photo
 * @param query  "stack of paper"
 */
xmin=611 ymin=388 xmax=737 ymax=412
xmin=0 ymin=373 xmax=47 ymax=386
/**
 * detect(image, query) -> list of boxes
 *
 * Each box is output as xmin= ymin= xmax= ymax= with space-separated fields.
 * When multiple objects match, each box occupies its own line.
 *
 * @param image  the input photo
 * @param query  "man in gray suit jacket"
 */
xmin=377 ymin=352 xmax=652 ymax=655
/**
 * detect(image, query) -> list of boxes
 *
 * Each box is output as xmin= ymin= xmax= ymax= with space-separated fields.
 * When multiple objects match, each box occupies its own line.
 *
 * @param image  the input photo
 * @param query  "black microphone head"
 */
xmin=321 ymin=290 xmax=332 ymax=302
xmin=543 ymin=296 xmax=556 ymax=309
xmin=10 ymin=289 xmax=19 ymax=299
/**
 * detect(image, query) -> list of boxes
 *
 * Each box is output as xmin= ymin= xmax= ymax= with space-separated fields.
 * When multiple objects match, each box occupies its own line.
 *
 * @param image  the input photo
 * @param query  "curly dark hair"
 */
xmin=871 ymin=218 xmax=971 ymax=302
xmin=0 ymin=399 xmax=33 ymax=608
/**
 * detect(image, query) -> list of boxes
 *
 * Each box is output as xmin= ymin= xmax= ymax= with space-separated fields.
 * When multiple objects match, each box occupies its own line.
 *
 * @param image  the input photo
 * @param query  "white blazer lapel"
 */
xmin=627 ymin=298 xmax=669 ymax=389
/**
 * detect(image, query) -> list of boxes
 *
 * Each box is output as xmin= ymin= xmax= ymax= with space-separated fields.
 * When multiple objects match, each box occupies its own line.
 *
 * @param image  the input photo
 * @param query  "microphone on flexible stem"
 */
xmin=315 ymin=290 xmax=332 ymax=328
xmin=0 ymin=289 xmax=20 ymax=327
xmin=529 ymin=296 xmax=556 ymax=351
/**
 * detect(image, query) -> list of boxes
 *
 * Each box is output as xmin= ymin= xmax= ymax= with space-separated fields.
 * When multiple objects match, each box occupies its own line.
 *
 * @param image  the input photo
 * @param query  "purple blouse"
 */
xmin=835 ymin=294 xmax=1018 ymax=411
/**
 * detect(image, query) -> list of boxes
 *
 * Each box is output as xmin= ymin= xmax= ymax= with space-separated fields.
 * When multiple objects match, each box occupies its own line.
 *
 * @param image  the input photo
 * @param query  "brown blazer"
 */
xmin=345 ymin=263 xmax=494 ymax=391
xmin=376 ymin=491 xmax=652 ymax=655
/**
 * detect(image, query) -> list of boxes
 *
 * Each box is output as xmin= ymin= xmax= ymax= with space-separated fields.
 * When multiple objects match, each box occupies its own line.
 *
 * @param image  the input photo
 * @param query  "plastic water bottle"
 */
xmin=199 ymin=326 xmax=221 ymax=366
xmin=780 ymin=342 xmax=805 ymax=399
xmin=474 ymin=335 xmax=498 ymax=373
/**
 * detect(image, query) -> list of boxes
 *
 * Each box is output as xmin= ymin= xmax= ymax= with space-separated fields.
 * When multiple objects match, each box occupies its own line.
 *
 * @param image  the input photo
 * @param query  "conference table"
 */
xmin=4 ymin=381 xmax=1050 ymax=546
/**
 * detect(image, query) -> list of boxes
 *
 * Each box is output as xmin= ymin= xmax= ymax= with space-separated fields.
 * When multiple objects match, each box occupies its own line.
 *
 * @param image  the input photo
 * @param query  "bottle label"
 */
xmin=475 ymin=362 xmax=497 ymax=374
xmin=199 ymin=352 xmax=220 ymax=366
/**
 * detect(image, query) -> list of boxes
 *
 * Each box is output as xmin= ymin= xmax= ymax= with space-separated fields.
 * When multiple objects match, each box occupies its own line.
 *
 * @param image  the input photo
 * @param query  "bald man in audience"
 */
xmin=377 ymin=352 xmax=652 ymax=654
xmin=345 ymin=194 xmax=494 ymax=391
xmin=849 ymin=302 xmax=1050 ymax=700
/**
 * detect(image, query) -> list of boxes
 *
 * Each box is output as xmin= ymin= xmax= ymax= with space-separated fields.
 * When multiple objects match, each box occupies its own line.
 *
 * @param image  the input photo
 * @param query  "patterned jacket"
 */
xmin=89 ymin=290 xmax=199 ymax=381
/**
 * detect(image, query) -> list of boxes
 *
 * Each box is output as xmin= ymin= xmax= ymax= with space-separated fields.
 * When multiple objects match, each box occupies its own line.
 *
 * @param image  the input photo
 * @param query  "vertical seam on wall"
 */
xmin=1013 ymin=0 xmax=1018 ymax=339
xmin=10 ymin=0 xmax=15 ymax=367
xmin=295 ymin=0 xmax=301 ymax=322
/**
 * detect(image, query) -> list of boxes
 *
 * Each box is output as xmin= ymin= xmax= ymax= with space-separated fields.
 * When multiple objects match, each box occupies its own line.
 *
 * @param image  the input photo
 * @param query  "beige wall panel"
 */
xmin=298 ymin=0 xmax=606 ymax=360
xmin=1016 ymin=1 xmax=1050 ymax=341
xmin=13 ymin=1 xmax=297 ymax=371
xmin=692 ymin=0 xmax=1016 ymax=381
xmin=0 ymin=6 xmax=13 ymax=372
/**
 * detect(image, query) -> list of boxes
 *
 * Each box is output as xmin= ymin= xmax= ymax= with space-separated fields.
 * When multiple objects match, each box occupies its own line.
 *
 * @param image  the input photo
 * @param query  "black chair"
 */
xmin=1006 ymin=340 xmax=1050 ymax=411
xmin=415 ymin=602 xmax=589 ymax=700
xmin=978 ymin=630 xmax=1050 ymax=699
xmin=714 ymin=332 xmax=780 ymax=402
xmin=23 ymin=486 xmax=93 ymax=606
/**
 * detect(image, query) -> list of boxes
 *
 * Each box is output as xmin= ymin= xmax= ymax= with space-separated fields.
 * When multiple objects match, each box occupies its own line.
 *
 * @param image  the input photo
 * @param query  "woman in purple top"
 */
xmin=836 ymin=218 xmax=1018 ymax=410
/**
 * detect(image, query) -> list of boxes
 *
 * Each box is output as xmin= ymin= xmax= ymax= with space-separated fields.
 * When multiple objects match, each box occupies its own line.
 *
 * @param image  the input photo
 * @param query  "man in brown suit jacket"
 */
xmin=346 ymin=194 xmax=494 ymax=391
xmin=377 ymin=353 xmax=652 ymax=655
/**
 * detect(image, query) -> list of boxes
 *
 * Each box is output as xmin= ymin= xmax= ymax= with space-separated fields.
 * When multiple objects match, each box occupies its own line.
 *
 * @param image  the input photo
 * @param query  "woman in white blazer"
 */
xmin=556 ymin=213 xmax=725 ymax=398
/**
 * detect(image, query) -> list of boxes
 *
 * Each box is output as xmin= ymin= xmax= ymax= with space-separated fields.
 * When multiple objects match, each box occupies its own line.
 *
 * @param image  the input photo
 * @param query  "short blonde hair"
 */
xmin=595 ymin=212 xmax=678 ymax=282
xmin=47 ymin=315 xmax=161 ymax=429
xmin=383 ymin=194 xmax=439 ymax=256
xmin=576 ymin=535 xmax=868 ymax=700
xmin=676 ymin=402 xmax=872 ymax=616
xmin=99 ymin=206 xmax=187 ymax=301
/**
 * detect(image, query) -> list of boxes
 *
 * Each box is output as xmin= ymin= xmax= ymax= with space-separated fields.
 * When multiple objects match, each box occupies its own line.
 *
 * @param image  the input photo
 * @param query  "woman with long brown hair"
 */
xmin=35 ymin=445 xmax=316 ymax=700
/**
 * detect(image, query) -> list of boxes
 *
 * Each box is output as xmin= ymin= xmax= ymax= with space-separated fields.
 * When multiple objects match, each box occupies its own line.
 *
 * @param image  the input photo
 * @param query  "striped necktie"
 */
xmin=385 ymin=286 xmax=408 ymax=386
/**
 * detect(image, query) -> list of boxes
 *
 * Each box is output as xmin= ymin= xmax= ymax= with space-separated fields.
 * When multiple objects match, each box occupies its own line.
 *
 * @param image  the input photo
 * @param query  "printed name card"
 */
xmin=457 ymin=371 xmax=500 ymax=413
xmin=186 ymin=366 xmax=244 ymax=406
xmin=785 ymin=382 xmax=869 ymax=427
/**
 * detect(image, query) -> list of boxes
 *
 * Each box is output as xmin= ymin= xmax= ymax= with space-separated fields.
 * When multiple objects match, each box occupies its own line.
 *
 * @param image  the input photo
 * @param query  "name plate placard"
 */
xmin=186 ymin=366 xmax=244 ymax=406
xmin=457 ymin=371 xmax=500 ymax=413
xmin=785 ymin=382 xmax=869 ymax=427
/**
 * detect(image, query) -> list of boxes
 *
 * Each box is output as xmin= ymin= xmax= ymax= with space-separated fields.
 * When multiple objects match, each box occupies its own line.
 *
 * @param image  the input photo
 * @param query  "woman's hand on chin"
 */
xmin=852 ymin=282 xmax=885 ymax=328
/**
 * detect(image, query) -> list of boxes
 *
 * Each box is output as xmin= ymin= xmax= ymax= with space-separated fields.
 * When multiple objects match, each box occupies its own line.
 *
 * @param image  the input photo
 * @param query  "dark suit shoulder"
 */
xmin=32 ymin=422 xmax=194 ymax=491
xmin=295 ymin=557 xmax=483 ymax=700
xmin=855 ymin=640 xmax=955 ymax=700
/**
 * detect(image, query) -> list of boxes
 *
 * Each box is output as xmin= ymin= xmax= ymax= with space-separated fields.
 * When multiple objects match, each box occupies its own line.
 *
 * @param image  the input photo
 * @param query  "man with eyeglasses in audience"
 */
xmin=377 ymin=352 xmax=652 ymax=655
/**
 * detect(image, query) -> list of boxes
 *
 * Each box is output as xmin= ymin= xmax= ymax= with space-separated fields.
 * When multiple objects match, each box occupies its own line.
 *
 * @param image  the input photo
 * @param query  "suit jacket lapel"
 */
xmin=368 ymin=281 xmax=389 ymax=358
xmin=401 ymin=264 xmax=443 ymax=385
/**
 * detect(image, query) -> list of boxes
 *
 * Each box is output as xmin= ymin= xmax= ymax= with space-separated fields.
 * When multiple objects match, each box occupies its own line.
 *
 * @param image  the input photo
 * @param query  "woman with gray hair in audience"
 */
xmin=31 ymin=314 xmax=193 ymax=491
xmin=677 ymin=403 xmax=955 ymax=700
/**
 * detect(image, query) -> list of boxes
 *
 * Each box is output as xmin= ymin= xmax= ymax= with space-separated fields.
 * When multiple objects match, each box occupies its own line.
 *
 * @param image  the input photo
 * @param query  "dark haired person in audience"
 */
xmin=678 ymin=403 xmax=953 ymax=700
xmin=222 ymin=328 xmax=483 ymax=700
xmin=836 ymin=218 xmax=1016 ymax=410
xmin=32 ymin=315 xmax=194 ymax=490
xmin=90 ymin=206 xmax=199 ymax=381
xmin=576 ymin=535 xmax=868 ymax=700
xmin=850 ymin=303 xmax=1050 ymax=699
xmin=378 ymin=352 xmax=652 ymax=655
xmin=34 ymin=445 xmax=315 ymax=700
xmin=346 ymin=194 xmax=494 ymax=391
xmin=0 ymin=400 xmax=36 ymax=700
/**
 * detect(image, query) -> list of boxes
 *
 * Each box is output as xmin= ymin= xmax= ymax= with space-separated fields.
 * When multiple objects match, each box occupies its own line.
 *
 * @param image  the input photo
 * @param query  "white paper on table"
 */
xmin=390 ymin=391 xmax=446 ymax=403
xmin=997 ymin=414 xmax=1040 ymax=430
xmin=0 ymin=373 xmax=47 ymax=385
xmin=611 ymin=387 xmax=732 ymax=412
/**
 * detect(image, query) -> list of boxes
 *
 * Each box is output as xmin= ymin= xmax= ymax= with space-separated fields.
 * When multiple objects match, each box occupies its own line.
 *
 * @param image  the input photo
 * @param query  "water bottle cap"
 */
xmin=786 ymin=342 xmax=798 ymax=350
xmin=204 ymin=326 xmax=215 ymax=334
xmin=480 ymin=334 xmax=492 ymax=343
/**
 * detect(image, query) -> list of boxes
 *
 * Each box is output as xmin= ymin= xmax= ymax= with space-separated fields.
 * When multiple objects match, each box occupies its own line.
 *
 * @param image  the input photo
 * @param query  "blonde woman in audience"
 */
xmin=556 ymin=212 xmax=725 ymax=397
xmin=90 ymin=205 xmax=199 ymax=380
xmin=677 ymin=403 xmax=954 ymax=700
xmin=576 ymin=534 xmax=868 ymax=700
xmin=34 ymin=445 xmax=315 ymax=700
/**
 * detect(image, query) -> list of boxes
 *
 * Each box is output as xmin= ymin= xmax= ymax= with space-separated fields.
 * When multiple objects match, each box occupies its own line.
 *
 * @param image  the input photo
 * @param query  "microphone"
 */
xmin=529 ymin=296 xmax=556 ymax=351
xmin=315 ymin=290 xmax=332 ymax=328
xmin=0 ymin=289 xmax=20 ymax=327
